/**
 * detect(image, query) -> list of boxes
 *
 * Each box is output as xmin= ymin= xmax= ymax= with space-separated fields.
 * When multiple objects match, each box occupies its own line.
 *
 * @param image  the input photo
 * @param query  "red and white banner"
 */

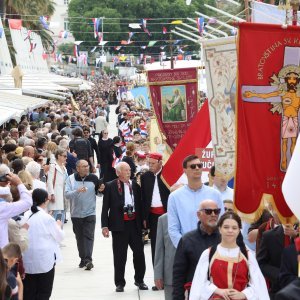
xmin=236 ymin=22 xmax=300 ymax=223
xmin=147 ymin=68 xmax=199 ymax=149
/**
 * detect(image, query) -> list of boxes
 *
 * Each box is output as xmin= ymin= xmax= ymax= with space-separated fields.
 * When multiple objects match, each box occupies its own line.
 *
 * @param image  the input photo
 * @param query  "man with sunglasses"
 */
xmin=168 ymin=155 xmax=224 ymax=249
xmin=172 ymin=199 xmax=221 ymax=300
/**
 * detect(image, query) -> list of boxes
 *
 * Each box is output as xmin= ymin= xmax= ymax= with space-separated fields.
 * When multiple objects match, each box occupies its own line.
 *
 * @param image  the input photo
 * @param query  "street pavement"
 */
xmin=51 ymin=105 xmax=165 ymax=299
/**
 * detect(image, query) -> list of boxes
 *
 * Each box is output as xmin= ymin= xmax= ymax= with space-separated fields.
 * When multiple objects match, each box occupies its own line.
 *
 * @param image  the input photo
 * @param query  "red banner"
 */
xmin=147 ymin=68 xmax=199 ymax=149
xmin=162 ymin=101 xmax=211 ymax=187
xmin=236 ymin=22 xmax=300 ymax=222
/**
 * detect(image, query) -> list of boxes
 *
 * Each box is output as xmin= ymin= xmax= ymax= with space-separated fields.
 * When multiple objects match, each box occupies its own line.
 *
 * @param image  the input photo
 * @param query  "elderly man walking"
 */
xmin=65 ymin=160 xmax=102 ymax=270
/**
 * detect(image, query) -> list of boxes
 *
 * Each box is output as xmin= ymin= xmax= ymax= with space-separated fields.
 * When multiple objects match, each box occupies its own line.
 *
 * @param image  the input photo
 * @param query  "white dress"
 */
xmin=189 ymin=245 xmax=270 ymax=300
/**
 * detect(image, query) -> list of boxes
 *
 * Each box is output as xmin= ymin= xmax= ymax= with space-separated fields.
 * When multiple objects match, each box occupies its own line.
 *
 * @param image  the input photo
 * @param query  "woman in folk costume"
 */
xmin=190 ymin=212 xmax=269 ymax=300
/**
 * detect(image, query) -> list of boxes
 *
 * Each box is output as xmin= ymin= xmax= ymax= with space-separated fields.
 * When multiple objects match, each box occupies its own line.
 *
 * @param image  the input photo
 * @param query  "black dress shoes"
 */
xmin=152 ymin=286 xmax=159 ymax=291
xmin=116 ymin=285 xmax=124 ymax=292
xmin=134 ymin=282 xmax=149 ymax=290
xmin=78 ymin=260 xmax=85 ymax=268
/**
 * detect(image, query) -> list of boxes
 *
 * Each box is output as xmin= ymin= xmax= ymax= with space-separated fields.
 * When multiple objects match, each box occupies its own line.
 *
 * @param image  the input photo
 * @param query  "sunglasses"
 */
xmin=200 ymin=208 xmax=221 ymax=215
xmin=188 ymin=163 xmax=203 ymax=169
xmin=224 ymin=207 xmax=233 ymax=212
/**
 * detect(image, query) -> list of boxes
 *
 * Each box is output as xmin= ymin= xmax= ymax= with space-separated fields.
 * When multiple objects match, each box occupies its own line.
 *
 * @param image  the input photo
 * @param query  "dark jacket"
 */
xmin=172 ymin=222 xmax=220 ymax=300
xmin=122 ymin=156 xmax=136 ymax=179
xmin=88 ymin=136 xmax=101 ymax=164
xmin=140 ymin=170 xmax=170 ymax=223
xmin=101 ymin=179 xmax=143 ymax=232
xmin=257 ymin=225 xmax=286 ymax=293
xmin=279 ymin=244 xmax=298 ymax=289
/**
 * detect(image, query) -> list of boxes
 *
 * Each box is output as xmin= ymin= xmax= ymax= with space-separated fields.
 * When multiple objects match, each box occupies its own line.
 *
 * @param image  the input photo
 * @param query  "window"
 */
xmin=64 ymin=18 xmax=69 ymax=31
xmin=64 ymin=0 xmax=69 ymax=5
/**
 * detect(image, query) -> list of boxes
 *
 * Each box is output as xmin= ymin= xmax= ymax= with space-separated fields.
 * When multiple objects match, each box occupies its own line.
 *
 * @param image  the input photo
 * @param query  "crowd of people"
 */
xmin=0 ymin=72 xmax=299 ymax=300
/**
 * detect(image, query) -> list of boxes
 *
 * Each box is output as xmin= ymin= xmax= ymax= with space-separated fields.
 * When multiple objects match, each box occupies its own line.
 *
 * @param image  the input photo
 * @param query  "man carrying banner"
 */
xmin=167 ymin=155 xmax=223 ymax=248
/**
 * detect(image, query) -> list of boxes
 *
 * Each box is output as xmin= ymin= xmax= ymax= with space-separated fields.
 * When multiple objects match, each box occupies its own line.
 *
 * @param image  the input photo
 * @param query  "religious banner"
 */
xmin=236 ymin=22 xmax=300 ymax=223
xmin=147 ymin=68 xmax=199 ymax=149
xmin=203 ymin=36 xmax=237 ymax=179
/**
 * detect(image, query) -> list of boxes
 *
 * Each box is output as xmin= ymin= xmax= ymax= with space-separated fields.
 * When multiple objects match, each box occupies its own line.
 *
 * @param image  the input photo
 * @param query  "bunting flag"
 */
xmin=162 ymin=27 xmax=167 ymax=34
xmin=160 ymin=46 xmax=166 ymax=50
xmin=203 ymin=36 xmax=236 ymax=179
xmin=129 ymin=23 xmax=141 ymax=29
xmin=141 ymin=18 xmax=151 ymax=36
xmin=114 ymin=46 xmax=122 ymax=51
xmin=90 ymin=46 xmax=97 ymax=53
xmin=208 ymin=17 xmax=217 ymax=24
xmin=39 ymin=16 xmax=49 ymax=30
xmin=8 ymin=19 xmax=22 ymax=30
xmin=128 ymin=32 xmax=134 ymax=43
xmin=140 ymin=46 xmax=147 ymax=49
xmin=148 ymin=41 xmax=157 ymax=47
xmin=171 ymin=20 xmax=183 ymax=25
xmin=97 ymin=32 xmax=103 ymax=42
xmin=42 ymin=52 xmax=48 ymax=60
xmin=147 ymin=68 xmax=199 ymax=149
xmin=236 ymin=22 xmax=300 ymax=223
xmin=74 ymin=44 xmax=79 ymax=57
xmin=59 ymin=30 xmax=68 ymax=39
xmin=161 ymin=101 xmax=211 ymax=187
xmin=173 ymin=40 xmax=181 ymax=45
xmin=92 ymin=18 xmax=102 ymax=38
xmin=121 ymin=40 xmax=129 ymax=45
xmin=196 ymin=17 xmax=204 ymax=36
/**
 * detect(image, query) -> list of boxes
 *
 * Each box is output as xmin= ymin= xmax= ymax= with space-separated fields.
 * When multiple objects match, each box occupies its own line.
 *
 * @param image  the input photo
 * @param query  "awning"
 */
xmin=23 ymin=89 xmax=67 ymax=101
xmin=0 ymin=91 xmax=49 ymax=124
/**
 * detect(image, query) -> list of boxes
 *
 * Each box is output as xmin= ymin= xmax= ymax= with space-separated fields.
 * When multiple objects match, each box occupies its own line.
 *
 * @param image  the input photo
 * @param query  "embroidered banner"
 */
xmin=147 ymin=68 xmax=199 ymax=149
xmin=236 ymin=22 xmax=300 ymax=222
xmin=203 ymin=36 xmax=237 ymax=179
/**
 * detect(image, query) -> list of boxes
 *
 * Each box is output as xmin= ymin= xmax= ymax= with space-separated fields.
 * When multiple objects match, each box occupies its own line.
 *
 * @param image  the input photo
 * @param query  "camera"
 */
xmin=0 ymin=174 xmax=9 ymax=182
xmin=123 ymin=204 xmax=134 ymax=219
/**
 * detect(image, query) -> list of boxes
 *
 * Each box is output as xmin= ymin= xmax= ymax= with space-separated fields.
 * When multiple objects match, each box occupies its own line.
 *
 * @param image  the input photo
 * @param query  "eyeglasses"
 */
xmin=188 ymin=163 xmax=203 ymax=169
xmin=200 ymin=208 xmax=221 ymax=215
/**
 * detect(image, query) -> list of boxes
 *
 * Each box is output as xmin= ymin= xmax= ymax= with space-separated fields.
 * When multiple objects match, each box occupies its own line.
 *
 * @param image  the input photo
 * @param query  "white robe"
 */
xmin=189 ymin=245 xmax=270 ymax=300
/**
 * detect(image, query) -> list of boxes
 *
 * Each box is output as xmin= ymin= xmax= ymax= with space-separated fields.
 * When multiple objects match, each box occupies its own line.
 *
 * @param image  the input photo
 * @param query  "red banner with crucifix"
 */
xmin=147 ymin=68 xmax=199 ymax=149
xmin=235 ymin=22 xmax=300 ymax=223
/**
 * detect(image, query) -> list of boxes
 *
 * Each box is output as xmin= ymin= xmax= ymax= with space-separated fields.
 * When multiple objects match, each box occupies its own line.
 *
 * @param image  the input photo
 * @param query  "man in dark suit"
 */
xmin=257 ymin=222 xmax=298 ymax=299
xmin=101 ymin=162 xmax=148 ymax=293
xmin=140 ymin=153 xmax=170 ymax=266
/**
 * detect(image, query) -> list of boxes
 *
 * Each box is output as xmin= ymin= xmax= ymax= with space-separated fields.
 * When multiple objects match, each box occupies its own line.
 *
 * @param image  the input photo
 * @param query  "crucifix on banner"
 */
xmin=242 ymin=46 xmax=300 ymax=171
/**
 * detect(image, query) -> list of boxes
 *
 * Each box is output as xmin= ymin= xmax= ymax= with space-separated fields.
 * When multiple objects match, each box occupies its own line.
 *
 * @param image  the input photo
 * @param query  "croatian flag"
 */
xmin=92 ymin=18 xmax=102 ymax=39
xmin=196 ymin=17 xmax=204 ymax=36
xmin=74 ymin=45 xmax=79 ymax=57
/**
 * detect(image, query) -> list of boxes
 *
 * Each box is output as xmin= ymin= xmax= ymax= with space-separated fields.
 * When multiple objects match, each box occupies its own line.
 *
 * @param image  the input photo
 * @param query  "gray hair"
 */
xmin=115 ymin=162 xmax=129 ymax=175
xmin=25 ymin=161 xmax=41 ymax=179
xmin=0 ymin=164 xmax=10 ymax=177
xmin=18 ymin=136 xmax=28 ymax=147
xmin=58 ymin=139 xmax=69 ymax=150
xmin=24 ymin=139 xmax=35 ymax=147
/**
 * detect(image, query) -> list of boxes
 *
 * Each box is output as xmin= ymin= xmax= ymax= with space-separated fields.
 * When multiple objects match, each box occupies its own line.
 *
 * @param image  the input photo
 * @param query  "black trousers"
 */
xmin=112 ymin=220 xmax=146 ymax=287
xmin=149 ymin=213 xmax=160 ymax=265
xmin=23 ymin=267 xmax=55 ymax=300
xmin=71 ymin=215 xmax=96 ymax=263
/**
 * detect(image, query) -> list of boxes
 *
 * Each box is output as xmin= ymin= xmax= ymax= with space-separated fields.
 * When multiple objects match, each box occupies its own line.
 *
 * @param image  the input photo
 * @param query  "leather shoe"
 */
xmin=152 ymin=286 xmax=159 ymax=291
xmin=116 ymin=285 xmax=124 ymax=292
xmin=134 ymin=282 xmax=148 ymax=290
xmin=78 ymin=260 xmax=85 ymax=268
xmin=85 ymin=261 xmax=94 ymax=270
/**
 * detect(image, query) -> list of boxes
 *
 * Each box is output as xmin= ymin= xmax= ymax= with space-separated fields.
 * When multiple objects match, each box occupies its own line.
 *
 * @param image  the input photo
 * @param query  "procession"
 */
xmin=1 ymin=0 xmax=300 ymax=300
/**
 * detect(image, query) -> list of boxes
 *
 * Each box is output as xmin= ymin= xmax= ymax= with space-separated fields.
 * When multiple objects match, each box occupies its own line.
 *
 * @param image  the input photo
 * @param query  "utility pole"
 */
xmin=169 ymin=32 xmax=174 ymax=69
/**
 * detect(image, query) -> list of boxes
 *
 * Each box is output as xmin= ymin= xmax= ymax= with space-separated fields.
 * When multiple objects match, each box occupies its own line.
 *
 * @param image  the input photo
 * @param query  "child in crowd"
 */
xmin=2 ymin=243 xmax=23 ymax=300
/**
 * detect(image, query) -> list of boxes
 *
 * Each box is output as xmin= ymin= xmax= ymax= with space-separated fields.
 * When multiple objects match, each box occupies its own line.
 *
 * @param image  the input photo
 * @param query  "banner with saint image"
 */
xmin=147 ymin=68 xmax=199 ymax=149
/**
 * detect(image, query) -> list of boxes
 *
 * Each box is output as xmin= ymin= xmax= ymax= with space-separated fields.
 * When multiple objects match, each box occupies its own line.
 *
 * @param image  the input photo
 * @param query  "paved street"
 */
xmin=51 ymin=105 xmax=165 ymax=299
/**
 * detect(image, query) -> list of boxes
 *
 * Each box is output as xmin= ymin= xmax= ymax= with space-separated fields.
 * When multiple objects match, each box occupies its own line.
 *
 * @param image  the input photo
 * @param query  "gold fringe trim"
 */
xmin=235 ymin=193 xmax=297 ymax=224
xmin=148 ymin=79 xmax=198 ymax=86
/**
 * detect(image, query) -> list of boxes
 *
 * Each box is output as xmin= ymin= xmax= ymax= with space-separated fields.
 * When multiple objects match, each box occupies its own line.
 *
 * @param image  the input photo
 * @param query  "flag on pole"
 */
xmin=161 ymin=101 xmax=211 ymax=187
xmin=148 ymin=41 xmax=157 ymax=47
xmin=171 ymin=20 xmax=183 ymax=25
xmin=128 ymin=32 xmax=134 ymax=43
xmin=74 ymin=44 xmax=79 ymax=57
xmin=282 ymin=137 xmax=300 ymax=220
xmin=196 ymin=17 xmax=204 ymax=36
xmin=92 ymin=18 xmax=102 ymax=39
xmin=8 ymin=19 xmax=22 ymax=30
xmin=162 ymin=27 xmax=167 ymax=34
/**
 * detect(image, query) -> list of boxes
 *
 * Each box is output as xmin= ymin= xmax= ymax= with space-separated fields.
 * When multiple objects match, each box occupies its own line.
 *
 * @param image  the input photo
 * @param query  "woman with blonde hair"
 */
xmin=45 ymin=141 xmax=57 ymax=165
xmin=18 ymin=170 xmax=33 ymax=192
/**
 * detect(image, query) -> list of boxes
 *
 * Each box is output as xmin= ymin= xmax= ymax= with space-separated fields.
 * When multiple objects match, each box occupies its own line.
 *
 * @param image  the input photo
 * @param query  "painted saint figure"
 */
xmin=243 ymin=65 xmax=300 ymax=171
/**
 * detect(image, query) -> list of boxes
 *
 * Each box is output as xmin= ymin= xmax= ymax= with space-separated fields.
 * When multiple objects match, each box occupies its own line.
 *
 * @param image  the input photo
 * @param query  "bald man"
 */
xmin=22 ymin=146 xmax=35 ymax=158
xmin=101 ymin=162 xmax=147 ymax=292
xmin=172 ymin=199 xmax=221 ymax=300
